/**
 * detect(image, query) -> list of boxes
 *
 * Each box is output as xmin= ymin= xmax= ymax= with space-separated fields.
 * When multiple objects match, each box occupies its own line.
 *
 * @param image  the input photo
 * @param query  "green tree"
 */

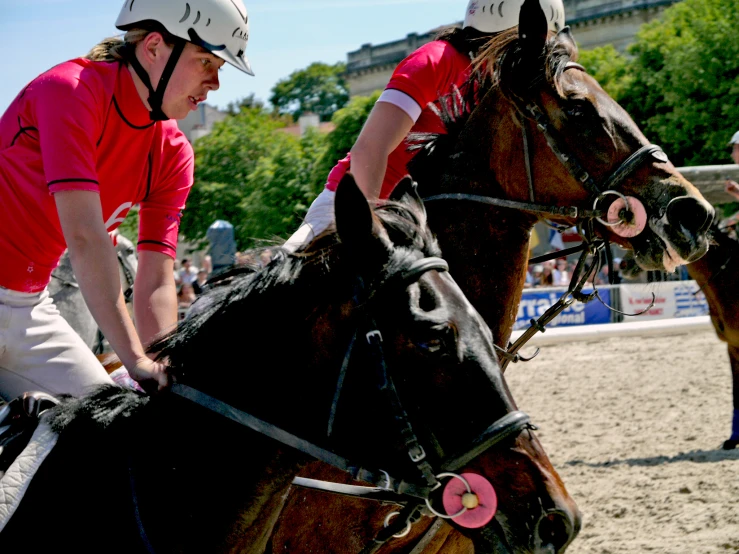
xmin=270 ymin=62 xmax=349 ymax=122
xmin=238 ymin=129 xmax=328 ymax=245
xmin=180 ymin=106 xmax=329 ymax=249
xmin=225 ymin=93 xmax=265 ymax=115
xmin=576 ymin=45 xmax=632 ymax=102
xmin=619 ymin=0 xmax=739 ymax=166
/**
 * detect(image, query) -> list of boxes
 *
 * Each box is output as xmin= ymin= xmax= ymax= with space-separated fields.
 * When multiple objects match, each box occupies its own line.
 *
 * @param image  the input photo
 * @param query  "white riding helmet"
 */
xmin=115 ymin=0 xmax=253 ymax=76
xmin=464 ymin=0 xmax=566 ymax=34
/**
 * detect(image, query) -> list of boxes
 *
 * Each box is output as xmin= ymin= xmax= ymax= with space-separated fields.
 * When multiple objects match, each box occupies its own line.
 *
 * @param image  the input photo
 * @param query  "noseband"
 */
xmin=141 ymin=255 xmax=535 ymax=554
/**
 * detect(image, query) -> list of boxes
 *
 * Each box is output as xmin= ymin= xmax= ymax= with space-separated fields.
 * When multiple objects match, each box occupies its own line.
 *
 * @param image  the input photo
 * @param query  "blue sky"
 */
xmin=1 ymin=0 xmax=463 ymax=113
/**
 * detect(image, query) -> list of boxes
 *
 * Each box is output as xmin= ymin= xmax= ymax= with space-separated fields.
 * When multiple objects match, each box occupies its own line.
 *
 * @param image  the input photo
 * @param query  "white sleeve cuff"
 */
xmin=377 ymin=89 xmax=423 ymax=123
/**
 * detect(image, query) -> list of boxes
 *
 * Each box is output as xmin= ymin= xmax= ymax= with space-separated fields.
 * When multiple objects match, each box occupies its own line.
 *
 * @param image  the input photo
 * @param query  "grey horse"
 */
xmin=48 ymin=232 xmax=137 ymax=354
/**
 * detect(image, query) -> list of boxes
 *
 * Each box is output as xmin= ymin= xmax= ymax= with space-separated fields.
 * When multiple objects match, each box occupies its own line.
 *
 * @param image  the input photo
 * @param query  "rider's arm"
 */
xmin=134 ymin=123 xmax=193 ymax=347
xmin=350 ymin=42 xmax=464 ymax=201
xmin=134 ymin=250 xmax=178 ymax=348
xmin=54 ymin=191 xmax=149 ymax=370
xmin=350 ymin=102 xmax=414 ymax=202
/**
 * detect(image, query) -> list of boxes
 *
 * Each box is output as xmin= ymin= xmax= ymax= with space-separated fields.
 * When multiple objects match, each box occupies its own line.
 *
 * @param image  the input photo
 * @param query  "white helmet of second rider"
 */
xmin=464 ymin=0 xmax=566 ymax=34
xmin=115 ymin=0 xmax=253 ymax=76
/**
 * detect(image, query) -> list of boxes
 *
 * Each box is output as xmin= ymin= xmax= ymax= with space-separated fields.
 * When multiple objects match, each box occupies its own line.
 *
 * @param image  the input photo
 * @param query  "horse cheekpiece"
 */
xmin=607 ymin=196 xmax=648 ymax=238
xmin=442 ymin=472 xmax=498 ymax=529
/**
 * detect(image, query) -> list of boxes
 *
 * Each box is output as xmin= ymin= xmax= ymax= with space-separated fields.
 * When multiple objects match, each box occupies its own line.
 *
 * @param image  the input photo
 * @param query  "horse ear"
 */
xmin=518 ymin=0 xmax=549 ymax=55
xmin=335 ymin=173 xmax=377 ymax=250
xmin=388 ymin=176 xmax=415 ymax=202
xmin=389 ymin=177 xmax=428 ymax=222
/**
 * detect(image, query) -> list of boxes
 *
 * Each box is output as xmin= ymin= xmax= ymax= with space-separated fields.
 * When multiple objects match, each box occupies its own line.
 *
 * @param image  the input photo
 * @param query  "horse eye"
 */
xmin=417 ymin=324 xmax=456 ymax=354
xmin=566 ymin=107 xmax=584 ymax=118
xmin=565 ymin=101 xmax=589 ymax=118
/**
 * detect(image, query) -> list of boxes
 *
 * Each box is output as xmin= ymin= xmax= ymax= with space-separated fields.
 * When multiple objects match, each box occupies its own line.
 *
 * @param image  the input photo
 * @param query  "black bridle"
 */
xmin=130 ymin=255 xmax=535 ymax=553
xmin=424 ymin=63 xmax=664 ymax=370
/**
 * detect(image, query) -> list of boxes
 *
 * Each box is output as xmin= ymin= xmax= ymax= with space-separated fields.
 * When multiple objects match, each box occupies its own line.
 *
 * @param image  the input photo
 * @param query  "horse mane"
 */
xmin=406 ymin=27 xmax=578 ymax=186
xmin=48 ymin=386 xmax=150 ymax=433
xmin=150 ymin=199 xmax=440 ymax=376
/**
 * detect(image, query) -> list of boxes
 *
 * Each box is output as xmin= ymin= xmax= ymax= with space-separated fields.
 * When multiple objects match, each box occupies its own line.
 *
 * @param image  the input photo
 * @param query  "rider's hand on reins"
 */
xmin=128 ymin=356 xmax=170 ymax=393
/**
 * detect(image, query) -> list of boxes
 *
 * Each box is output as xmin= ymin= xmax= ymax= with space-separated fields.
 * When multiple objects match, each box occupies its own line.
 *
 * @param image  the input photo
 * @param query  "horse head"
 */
xmin=184 ymin=174 xmax=577 ymax=553
xmin=415 ymin=0 xmax=712 ymax=275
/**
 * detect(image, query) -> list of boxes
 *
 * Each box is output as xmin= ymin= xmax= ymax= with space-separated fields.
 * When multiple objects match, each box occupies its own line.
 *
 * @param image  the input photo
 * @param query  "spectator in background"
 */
xmin=177 ymin=258 xmax=198 ymax=285
xmin=177 ymin=282 xmax=197 ymax=309
xmin=553 ymin=258 xmax=569 ymax=286
xmin=192 ymin=269 xmax=209 ymax=295
xmin=540 ymin=262 xmax=554 ymax=287
xmin=206 ymin=219 xmax=237 ymax=275
xmin=531 ymin=265 xmax=544 ymax=287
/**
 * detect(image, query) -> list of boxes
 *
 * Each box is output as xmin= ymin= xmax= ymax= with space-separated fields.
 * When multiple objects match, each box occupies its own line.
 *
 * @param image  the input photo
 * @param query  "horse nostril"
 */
xmin=666 ymin=196 xmax=713 ymax=235
xmin=535 ymin=510 xmax=575 ymax=553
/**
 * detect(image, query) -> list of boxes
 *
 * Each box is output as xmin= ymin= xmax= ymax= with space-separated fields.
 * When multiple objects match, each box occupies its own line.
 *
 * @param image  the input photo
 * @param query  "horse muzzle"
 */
xmin=632 ymin=194 xmax=713 ymax=272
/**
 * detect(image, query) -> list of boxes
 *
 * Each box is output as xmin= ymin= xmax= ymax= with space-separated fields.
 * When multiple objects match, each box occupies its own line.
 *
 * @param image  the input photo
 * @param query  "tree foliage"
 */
xmin=617 ymin=0 xmax=739 ymax=166
xmin=269 ymin=62 xmax=349 ymax=122
xmin=576 ymin=45 xmax=632 ymax=102
xmin=180 ymin=107 xmax=327 ymax=249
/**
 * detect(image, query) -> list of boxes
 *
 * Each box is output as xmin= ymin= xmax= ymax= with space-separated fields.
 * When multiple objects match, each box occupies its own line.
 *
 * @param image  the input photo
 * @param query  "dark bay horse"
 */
xmin=1 ymin=175 xmax=576 ymax=554
xmin=270 ymin=0 xmax=713 ymax=552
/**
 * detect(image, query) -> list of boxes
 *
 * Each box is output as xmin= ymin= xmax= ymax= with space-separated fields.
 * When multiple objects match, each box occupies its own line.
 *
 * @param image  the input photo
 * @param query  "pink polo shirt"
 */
xmin=0 ymin=58 xmax=194 ymax=292
xmin=326 ymin=40 xmax=472 ymax=199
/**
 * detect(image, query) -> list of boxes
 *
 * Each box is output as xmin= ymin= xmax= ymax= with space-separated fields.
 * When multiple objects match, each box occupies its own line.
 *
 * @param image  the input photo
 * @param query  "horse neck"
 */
xmin=428 ymin=204 xmax=535 ymax=349
xmin=426 ymin=87 xmax=540 ymax=348
xmin=130 ymin=395 xmax=309 ymax=553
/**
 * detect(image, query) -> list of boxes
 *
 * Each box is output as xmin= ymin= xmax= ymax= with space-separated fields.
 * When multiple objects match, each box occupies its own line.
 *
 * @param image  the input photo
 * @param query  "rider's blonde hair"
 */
xmin=85 ymin=27 xmax=176 ymax=63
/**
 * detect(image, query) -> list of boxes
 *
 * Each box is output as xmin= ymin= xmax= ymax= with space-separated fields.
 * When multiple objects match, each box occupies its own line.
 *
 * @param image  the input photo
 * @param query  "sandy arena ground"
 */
xmin=504 ymin=328 xmax=739 ymax=554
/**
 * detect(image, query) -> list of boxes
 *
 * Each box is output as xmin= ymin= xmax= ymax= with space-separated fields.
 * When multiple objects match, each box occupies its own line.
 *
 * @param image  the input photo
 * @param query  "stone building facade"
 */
xmin=345 ymin=0 xmax=680 ymax=98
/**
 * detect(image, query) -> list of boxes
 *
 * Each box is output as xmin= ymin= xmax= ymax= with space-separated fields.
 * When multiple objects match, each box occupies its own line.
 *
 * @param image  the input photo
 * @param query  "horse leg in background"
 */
xmin=724 ymin=343 xmax=739 ymax=450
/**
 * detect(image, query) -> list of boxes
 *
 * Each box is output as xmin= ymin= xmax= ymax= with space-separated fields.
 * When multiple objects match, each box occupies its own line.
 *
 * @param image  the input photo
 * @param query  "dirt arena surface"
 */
xmin=504 ymin=328 xmax=739 ymax=554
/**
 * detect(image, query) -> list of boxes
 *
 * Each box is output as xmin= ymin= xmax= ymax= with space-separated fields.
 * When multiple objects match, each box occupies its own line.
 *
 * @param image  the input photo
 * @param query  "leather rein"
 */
xmin=423 ymin=62 xmax=665 ymax=370
xmin=129 ymin=255 xmax=535 ymax=554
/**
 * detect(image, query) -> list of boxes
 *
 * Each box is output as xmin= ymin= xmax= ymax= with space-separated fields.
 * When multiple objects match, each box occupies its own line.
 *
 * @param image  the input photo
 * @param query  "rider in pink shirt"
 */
xmin=324 ymin=40 xmax=472 ymax=200
xmin=0 ymin=59 xmax=192 ymax=293
xmin=0 ymin=0 xmax=254 ymax=400
xmin=285 ymin=0 xmax=566 ymax=250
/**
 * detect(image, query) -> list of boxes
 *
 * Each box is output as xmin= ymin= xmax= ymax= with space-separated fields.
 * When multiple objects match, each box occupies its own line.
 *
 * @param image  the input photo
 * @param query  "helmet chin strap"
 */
xmin=127 ymin=38 xmax=186 ymax=121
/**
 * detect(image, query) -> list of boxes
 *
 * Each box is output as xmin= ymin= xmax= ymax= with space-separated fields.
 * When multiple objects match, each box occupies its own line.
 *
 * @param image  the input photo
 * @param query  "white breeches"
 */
xmin=0 ymin=286 xmax=114 ymax=402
